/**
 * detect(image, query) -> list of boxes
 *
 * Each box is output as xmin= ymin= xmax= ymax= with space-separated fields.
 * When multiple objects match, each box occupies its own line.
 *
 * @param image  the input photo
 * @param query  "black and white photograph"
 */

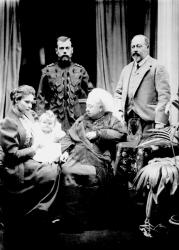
xmin=0 ymin=0 xmax=179 ymax=249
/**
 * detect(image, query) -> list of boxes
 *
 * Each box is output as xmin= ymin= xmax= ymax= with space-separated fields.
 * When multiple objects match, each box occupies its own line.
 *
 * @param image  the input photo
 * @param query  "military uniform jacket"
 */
xmin=36 ymin=62 xmax=93 ymax=131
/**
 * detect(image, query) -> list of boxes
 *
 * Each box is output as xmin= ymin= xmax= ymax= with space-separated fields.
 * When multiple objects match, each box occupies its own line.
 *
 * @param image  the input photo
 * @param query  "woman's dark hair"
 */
xmin=10 ymin=85 xmax=36 ymax=105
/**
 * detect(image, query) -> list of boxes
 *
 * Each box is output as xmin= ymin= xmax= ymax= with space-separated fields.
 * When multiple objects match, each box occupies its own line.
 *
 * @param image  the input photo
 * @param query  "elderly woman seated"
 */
xmin=56 ymin=88 xmax=127 ymax=231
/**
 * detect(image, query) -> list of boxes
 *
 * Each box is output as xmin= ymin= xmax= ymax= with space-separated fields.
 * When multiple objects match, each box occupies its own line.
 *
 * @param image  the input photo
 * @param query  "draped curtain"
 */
xmin=96 ymin=0 xmax=157 ymax=95
xmin=157 ymin=0 xmax=179 ymax=125
xmin=1 ymin=0 xmax=178 ymax=125
xmin=96 ymin=0 xmax=128 ymax=94
xmin=0 ymin=0 xmax=21 ymax=119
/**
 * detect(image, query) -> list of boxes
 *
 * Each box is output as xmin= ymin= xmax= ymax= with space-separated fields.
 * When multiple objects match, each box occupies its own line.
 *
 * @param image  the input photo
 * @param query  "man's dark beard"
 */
xmin=58 ymin=56 xmax=72 ymax=68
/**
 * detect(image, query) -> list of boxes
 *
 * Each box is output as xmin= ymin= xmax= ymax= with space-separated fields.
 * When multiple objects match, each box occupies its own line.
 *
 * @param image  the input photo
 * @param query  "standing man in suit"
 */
xmin=114 ymin=34 xmax=171 ymax=140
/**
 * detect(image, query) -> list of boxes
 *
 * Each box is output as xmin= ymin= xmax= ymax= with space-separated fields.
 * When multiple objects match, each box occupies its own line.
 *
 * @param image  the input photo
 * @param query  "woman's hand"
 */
xmin=86 ymin=131 xmax=97 ymax=141
xmin=60 ymin=151 xmax=69 ymax=163
xmin=31 ymin=141 xmax=43 ymax=152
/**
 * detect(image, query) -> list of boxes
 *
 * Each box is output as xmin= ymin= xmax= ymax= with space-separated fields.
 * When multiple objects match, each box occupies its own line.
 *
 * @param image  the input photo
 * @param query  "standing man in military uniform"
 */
xmin=36 ymin=36 xmax=93 ymax=131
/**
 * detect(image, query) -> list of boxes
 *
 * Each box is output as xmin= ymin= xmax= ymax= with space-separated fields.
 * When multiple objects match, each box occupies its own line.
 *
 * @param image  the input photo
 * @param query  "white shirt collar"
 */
xmin=134 ymin=55 xmax=149 ymax=68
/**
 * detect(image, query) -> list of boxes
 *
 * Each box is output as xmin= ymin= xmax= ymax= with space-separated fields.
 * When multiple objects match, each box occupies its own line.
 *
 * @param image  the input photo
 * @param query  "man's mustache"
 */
xmin=132 ymin=52 xmax=140 ymax=57
xmin=60 ymin=55 xmax=70 ymax=60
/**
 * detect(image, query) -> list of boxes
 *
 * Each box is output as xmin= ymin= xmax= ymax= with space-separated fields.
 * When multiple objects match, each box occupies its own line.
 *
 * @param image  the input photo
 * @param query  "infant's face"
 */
xmin=40 ymin=119 xmax=55 ymax=133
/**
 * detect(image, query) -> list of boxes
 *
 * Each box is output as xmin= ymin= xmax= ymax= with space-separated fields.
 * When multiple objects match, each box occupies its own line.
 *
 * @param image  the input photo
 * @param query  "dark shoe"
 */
xmin=51 ymin=217 xmax=65 ymax=234
xmin=169 ymin=215 xmax=179 ymax=225
xmin=52 ymin=216 xmax=61 ymax=224
xmin=152 ymin=223 xmax=168 ymax=238
xmin=139 ymin=220 xmax=168 ymax=238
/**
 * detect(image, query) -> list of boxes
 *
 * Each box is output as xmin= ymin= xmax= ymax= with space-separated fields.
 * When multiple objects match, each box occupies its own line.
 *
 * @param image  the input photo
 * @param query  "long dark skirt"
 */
xmin=2 ymin=159 xmax=61 ymax=220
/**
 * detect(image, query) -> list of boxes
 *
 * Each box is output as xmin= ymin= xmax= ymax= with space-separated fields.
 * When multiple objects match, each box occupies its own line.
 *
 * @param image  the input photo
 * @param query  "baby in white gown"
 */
xmin=33 ymin=110 xmax=66 ymax=163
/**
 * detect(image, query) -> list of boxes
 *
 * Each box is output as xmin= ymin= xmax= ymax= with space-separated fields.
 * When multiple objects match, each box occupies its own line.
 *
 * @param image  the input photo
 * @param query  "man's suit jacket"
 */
xmin=114 ymin=56 xmax=171 ymax=125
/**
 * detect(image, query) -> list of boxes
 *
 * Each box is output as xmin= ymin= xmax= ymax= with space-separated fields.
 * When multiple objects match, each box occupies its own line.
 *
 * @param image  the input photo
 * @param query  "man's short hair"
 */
xmin=132 ymin=34 xmax=150 ymax=48
xmin=57 ymin=36 xmax=71 ymax=44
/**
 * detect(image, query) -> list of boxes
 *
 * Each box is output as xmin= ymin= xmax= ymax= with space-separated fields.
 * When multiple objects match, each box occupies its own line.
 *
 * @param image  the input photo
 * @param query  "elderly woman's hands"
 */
xmin=86 ymin=131 xmax=97 ymax=141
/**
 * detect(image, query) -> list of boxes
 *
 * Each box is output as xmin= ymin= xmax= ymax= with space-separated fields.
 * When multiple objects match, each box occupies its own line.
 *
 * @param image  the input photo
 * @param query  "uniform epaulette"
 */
xmin=73 ymin=63 xmax=84 ymax=69
xmin=42 ymin=63 xmax=55 ymax=74
xmin=47 ymin=63 xmax=55 ymax=68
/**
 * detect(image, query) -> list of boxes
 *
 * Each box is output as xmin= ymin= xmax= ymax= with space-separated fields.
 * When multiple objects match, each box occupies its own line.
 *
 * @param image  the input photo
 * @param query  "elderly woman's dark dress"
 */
xmin=0 ymin=108 xmax=60 ymax=220
xmin=61 ymin=112 xmax=126 ymax=184
xmin=59 ymin=111 xmax=127 ymax=229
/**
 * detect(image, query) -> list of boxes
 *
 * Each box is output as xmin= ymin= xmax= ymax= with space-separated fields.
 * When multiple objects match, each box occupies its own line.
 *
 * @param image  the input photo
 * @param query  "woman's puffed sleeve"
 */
xmin=96 ymin=115 xmax=127 ymax=143
xmin=0 ymin=118 xmax=35 ymax=161
xmin=60 ymin=134 xmax=75 ymax=154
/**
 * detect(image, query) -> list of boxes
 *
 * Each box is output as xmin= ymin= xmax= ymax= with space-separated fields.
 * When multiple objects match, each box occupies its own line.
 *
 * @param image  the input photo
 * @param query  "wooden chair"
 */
xmin=79 ymin=98 xmax=86 ymax=115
